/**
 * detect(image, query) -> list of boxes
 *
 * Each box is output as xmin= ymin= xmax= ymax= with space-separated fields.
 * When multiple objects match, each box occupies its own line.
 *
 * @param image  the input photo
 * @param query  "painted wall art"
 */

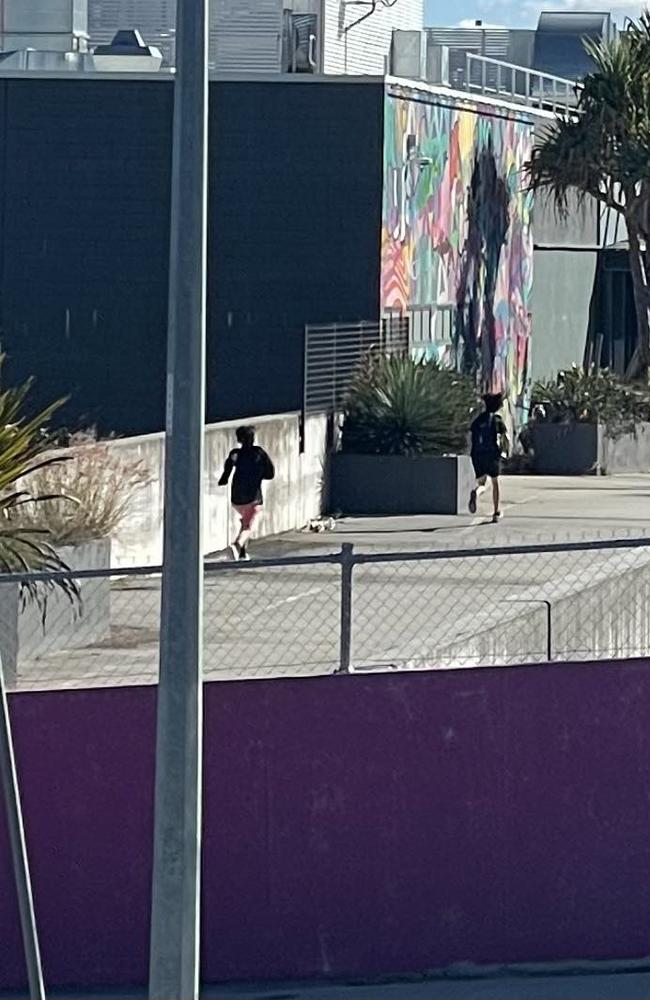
xmin=381 ymin=87 xmax=534 ymax=424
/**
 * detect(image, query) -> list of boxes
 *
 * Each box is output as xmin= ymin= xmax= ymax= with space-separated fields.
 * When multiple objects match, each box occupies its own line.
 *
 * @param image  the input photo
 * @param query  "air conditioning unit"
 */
xmin=426 ymin=43 xmax=450 ymax=86
xmin=390 ymin=29 xmax=426 ymax=79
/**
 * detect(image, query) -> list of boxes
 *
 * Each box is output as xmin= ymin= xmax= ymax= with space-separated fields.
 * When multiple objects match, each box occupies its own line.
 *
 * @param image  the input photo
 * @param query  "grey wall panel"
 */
xmin=531 ymin=248 xmax=598 ymax=382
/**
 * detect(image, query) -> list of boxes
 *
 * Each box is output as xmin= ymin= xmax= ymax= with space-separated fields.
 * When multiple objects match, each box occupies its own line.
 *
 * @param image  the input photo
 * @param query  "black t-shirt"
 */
xmin=470 ymin=412 xmax=507 ymax=458
xmin=218 ymin=445 xmax=275 ymax=505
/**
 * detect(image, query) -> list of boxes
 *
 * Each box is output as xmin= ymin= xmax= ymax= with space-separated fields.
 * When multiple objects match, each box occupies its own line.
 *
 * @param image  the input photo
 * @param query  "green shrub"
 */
xmin=531 ymin=366 xmax=650 ymax=439
xmin=340 ymin=353 xmax=480 ymax=457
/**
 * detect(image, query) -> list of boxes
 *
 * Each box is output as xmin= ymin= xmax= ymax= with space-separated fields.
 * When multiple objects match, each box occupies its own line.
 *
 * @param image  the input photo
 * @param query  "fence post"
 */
xmin=544 ymin=600 xmax=553 ymax=662
xmin=506 ymin=598 xmax=554 ymax=663
xmin=338 ymin=544 xmax=354 ymax=674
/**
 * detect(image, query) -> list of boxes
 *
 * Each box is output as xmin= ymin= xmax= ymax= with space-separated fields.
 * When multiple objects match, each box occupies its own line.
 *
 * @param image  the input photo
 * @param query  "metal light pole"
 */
xmin=0 ymin=655 xmax=45 ymax=1000
xmin=148 ymin=0 xmax=208 ymax=993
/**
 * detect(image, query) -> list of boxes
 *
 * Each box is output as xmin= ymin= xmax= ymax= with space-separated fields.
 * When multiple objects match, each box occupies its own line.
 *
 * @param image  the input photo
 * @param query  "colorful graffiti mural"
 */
xmin=381 ymin=87 xmax=534 ymax=423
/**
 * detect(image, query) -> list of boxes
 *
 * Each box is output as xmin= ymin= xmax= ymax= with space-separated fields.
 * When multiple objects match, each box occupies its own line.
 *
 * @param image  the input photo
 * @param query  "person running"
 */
xmin=469 ymin=393 xmax=509 ymax=523
xmin=218 ymin=425 xmax=275 ymax=560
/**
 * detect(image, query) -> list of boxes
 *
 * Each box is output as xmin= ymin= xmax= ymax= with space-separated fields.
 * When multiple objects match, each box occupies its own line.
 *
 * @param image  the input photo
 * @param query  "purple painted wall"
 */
xmin=2 ymin=663 xmax=650 ymax=991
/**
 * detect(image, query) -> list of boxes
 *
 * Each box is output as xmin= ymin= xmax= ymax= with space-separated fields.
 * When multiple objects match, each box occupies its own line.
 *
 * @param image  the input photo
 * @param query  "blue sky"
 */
xmin=424 ymin=0 xmax=645 ymax=29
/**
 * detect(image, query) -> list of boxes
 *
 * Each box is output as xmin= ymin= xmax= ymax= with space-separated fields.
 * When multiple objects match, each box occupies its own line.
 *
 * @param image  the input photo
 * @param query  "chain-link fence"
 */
xmin=5 ymin=536 xmax=650 ymax=691
xmin=350 ymin=540 xmax=650 ymax=670
xmin=0 ymin=566 xmax=162 ymax=691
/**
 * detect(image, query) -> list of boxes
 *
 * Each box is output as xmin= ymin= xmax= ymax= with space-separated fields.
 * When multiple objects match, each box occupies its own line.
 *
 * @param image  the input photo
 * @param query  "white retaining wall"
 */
xmin=109 ymin=411 xmax=328 ymax=568
xmin=402 ymin=550 xmax=650 ymax=670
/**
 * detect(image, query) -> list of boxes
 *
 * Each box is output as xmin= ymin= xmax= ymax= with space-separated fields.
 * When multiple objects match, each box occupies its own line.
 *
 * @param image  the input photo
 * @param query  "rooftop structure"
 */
xmin=393 ymin=10 xmax=616 ymax=90
xmin=88 ymin=0 xmax=174 ymax=66
xmin=87 ymin=0 xmax=424 ymax=73
xmin=0 ymin=0 xmax=89 ymax=53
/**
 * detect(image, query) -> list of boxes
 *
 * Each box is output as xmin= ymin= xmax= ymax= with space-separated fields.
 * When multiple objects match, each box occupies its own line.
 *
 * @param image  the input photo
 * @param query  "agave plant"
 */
xmin=340 ymin=353 xmax=480 ymax=456
xmin=0 ymin=367 xmax=79 ymax=609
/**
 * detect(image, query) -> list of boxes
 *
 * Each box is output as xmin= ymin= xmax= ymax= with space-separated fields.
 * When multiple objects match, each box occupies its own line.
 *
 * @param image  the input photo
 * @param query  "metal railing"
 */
xmin=383 ymin=304 xmax=467 ymax=368
xmin=4 ymin=534 xmax=650 ymax=690
xmin=464 ymin=52 xmax=579 ymax=115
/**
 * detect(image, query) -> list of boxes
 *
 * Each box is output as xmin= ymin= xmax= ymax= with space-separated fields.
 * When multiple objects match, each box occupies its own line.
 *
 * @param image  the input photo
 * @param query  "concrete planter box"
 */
xmin=0 ymin=538 xmax=111 ymax=686
xmin=531 ymin=422 xmax=650 ymax=475
xmin=331 ymin=453 xmax=474 ymax=515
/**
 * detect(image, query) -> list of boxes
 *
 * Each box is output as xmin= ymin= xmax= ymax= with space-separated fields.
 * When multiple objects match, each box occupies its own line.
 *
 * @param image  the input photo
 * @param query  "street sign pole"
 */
xmin=148 ymin=0 xmax=208 ymax=994
xmin=0 ymin=655 xmax=45 ymax=1000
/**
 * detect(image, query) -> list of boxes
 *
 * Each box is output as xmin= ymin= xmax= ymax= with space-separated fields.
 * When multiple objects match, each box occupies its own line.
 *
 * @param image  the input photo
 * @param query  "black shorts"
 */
xmin=472 ymin=455 xmax=501 ymax=479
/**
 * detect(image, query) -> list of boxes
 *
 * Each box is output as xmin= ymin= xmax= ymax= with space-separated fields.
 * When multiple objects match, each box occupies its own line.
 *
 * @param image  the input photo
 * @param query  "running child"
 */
xmin=218 ymin=425 xmax=275 ymax=560
xmin=469 ymin=393 xmax=509 ymax=523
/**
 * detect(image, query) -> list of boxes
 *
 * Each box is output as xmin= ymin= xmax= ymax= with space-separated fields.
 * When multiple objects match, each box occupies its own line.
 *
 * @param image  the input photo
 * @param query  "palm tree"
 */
xmin=527 ymin=16 xmax=650 ymax=379
xmin=0 ymin=367 xmax=78 ymax=608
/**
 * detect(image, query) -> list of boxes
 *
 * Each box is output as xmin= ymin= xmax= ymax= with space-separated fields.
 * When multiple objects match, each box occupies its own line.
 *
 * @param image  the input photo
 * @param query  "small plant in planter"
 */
xmin=528 ymin=366 xmax=650 ymax=474
xmin=0 ymin=365 xmax=92 ymax=680
xmin=530 ymin=366 xmax=650 ymax=440
xmin=2 ymin=432 xmax=152 ymax=683
xmin=333 ymin=354 xmax=480 ymax=516
xmin=340 ymin=353 xmax=480 ymax=456
xmin=13 ymin=430 xmax=152 ymax=549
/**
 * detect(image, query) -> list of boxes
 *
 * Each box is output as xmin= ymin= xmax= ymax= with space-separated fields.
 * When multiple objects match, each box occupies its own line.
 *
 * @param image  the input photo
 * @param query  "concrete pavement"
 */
xmin=254 ymin=473 xmax=650 ymax=557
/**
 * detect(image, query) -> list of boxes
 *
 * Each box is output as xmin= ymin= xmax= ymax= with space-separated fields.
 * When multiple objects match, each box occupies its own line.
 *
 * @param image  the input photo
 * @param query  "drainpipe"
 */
xmin=344 ymin=0 xmax=379 ymax=33
xmin=342 ymin=0 xmax=377 ymax=72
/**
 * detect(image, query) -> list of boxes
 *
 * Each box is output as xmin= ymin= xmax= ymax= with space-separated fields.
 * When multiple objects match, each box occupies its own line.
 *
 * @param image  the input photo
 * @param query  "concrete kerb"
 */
xmin=17 ymin=957 xmax=650 ymax=998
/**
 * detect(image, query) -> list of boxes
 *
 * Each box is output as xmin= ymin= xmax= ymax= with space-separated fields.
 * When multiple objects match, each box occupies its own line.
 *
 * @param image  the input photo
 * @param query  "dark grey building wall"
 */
xmin=0 ymin=77 xmax=173 ymax=436
xmin=208 ymin=81 xmax=383 ymax=427
xmin=531 ymin=248 xmax=597 ymax=382
xmin=0 ymin=78 xmax=383 ymax=436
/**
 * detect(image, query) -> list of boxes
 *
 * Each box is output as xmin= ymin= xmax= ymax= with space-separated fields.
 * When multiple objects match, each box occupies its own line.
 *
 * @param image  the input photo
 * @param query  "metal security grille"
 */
xmin=303 ymin=317 xmax=409 ymax=415
xmin=384 ymin=304 xmax=469 ymax=369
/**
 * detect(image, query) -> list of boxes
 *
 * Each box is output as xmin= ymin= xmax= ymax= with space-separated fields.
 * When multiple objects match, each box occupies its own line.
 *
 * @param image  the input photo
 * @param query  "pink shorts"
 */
xmin=234 ymin=503 xmax=262 ymax=531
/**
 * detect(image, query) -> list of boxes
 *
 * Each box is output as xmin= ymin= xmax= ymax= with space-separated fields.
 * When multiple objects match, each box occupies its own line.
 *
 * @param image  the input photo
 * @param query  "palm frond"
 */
xmin=0 ymin=358 xmax=80 ymax=609
xmin=527 ymin=21 xmax=650 ymax=211
xmin=526 ymin=19 xmax=650 ymax=379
